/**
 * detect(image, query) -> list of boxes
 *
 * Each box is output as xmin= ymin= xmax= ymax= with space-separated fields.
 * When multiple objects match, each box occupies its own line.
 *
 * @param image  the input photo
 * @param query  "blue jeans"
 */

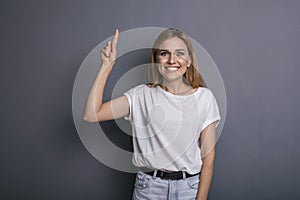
xmin=132 ymin=170 xmax=200 ymax=200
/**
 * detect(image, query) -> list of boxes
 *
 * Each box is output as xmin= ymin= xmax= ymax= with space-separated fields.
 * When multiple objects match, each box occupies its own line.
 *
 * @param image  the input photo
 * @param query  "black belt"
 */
xmin=145 ymin=170 xmax=200 ymax=180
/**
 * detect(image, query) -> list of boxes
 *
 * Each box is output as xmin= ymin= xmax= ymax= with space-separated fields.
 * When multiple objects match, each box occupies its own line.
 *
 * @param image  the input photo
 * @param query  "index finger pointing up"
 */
xmin=111 ymin=29 xmax=119 ymax=53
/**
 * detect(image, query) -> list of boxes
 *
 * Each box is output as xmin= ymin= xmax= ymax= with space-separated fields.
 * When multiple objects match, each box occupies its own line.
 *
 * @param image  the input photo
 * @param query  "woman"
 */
xmin=83 ymin=28 xmax=221 ymax=200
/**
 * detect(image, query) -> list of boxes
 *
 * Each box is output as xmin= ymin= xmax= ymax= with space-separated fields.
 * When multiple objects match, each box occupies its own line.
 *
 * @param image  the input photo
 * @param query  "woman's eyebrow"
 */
xmin=159 ymin=49 xmax=186 ymax=51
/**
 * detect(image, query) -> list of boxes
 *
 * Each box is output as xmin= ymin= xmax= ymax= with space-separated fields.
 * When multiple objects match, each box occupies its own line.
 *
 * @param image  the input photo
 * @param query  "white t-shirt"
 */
xmin=123 ymin=84 xmax=221 ymax=174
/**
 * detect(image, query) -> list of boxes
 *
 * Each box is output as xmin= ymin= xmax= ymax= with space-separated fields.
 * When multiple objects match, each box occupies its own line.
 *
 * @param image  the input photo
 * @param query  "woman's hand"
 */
xmin=84 ymin=28 xmax=130 ymax=123
xmin=101 ymin=29 xmax=119 ymax=67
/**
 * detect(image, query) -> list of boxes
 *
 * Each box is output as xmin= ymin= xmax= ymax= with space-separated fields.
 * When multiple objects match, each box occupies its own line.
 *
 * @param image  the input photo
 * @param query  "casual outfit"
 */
xmin=124 ymin=84 xmax=221 ymax=200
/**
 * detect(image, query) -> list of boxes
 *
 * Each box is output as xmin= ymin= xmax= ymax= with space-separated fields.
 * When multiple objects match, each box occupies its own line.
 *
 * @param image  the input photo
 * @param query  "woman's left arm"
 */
xmin=196 ymin=122 xmax=217 ymax=200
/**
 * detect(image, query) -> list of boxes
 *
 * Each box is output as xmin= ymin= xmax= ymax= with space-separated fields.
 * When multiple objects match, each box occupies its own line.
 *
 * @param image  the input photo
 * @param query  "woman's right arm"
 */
xmin=83 ymin=29 xmax=130 ymax=122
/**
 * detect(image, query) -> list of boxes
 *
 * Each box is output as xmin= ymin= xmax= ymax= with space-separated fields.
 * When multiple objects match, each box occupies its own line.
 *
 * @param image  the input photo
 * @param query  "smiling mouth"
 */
xmin=164 ymin=66 xmax=180 ymax=72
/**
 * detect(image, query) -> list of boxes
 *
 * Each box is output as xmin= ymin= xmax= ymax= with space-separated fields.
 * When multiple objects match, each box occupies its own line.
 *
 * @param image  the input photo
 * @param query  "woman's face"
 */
xmin=156 ymin=37 xmax=191 ymax=82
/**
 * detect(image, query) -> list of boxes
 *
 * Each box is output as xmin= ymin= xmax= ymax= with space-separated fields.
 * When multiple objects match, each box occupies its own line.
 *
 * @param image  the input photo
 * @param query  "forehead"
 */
xmin=158 ymin=37 xmax=188 ymax=51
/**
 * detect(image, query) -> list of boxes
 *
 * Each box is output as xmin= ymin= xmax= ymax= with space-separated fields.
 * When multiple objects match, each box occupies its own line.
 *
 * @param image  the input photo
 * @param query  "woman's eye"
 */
xmin=176 ymin=51 xmax=185 ymax=56
xmin=160 ymin=51 xmax=168 ymax=56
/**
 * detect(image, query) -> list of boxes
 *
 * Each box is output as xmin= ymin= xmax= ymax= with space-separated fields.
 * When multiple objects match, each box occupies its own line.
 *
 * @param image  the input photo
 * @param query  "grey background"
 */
xmin=1 ymin=0 xmax=299 ymax=200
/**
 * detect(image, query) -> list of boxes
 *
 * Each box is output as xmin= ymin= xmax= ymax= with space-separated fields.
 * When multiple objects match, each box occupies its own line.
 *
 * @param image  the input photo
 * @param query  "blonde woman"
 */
xmin=83 ymin=28 xmax=221 ymax=200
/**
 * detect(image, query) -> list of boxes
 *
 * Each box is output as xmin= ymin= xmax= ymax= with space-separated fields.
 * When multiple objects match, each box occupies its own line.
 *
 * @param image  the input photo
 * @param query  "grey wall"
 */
xmin=1 ymin=0 xmax=300 ymax=199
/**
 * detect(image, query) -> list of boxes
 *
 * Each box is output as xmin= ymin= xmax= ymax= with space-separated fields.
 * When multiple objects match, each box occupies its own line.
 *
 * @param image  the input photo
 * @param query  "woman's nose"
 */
xmin=168 ymin=53 xmax=175 ymax=64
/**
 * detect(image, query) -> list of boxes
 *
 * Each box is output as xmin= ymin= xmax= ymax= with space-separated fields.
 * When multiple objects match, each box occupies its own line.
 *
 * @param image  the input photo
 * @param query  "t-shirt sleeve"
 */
xmin=200 ymin=90 xmax=221 ymax=132
xmin=123 ymin=87 xmax=134 ymax=121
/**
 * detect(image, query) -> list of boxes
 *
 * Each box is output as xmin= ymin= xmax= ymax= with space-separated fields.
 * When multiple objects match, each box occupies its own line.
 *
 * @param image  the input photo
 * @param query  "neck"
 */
xmin=161 ymin=79 xmax=191 ymax=94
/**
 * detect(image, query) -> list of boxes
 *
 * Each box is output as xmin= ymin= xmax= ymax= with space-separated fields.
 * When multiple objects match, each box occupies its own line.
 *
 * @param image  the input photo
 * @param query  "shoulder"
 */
xmin=196 ymin=87 xmax=213 ymax=97
xmin=124 ymin=83 xmax=152 ymax=96
xmin=133 ymin=83 xmax=153 ymax=91
xmin=195 ymin=87 xmax=218 ymax=105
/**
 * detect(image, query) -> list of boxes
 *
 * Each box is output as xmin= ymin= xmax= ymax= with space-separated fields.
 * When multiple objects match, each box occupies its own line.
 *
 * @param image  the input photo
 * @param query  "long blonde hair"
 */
xmin=148 ymin=28 xmax=205 ymax=88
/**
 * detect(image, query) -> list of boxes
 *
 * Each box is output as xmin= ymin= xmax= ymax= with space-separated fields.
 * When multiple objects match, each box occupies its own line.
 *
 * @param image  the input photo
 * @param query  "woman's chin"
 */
xmin=160 ymin=74 xmax=184 ymax=83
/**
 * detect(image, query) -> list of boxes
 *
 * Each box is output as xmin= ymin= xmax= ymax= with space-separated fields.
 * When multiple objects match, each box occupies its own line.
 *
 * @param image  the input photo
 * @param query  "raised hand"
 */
xmin=101 ymin=29 xmax=119 ymax=67
xmin=84 ymin=28 xmax=130 ymax=122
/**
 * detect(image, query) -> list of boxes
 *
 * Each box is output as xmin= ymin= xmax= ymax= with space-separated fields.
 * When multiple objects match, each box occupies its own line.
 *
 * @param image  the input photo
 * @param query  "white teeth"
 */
xmin=165 ymin=67 xmax=178 ymax=71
